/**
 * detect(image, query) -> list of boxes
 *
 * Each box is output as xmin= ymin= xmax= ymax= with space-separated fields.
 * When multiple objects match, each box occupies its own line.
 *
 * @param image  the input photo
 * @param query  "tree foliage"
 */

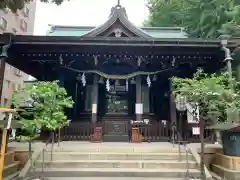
xmin=12 ymin=80 xmax=74 ymax=136
xmin=144 ymin=0 xmax=187 ymax=27
xmin=145 ymin=0 xmax=240 ymax=38
xmin=171 ymin=69 xmax=240 ymax=125
xmin=0 ymin=0 xmax=69 ymax=12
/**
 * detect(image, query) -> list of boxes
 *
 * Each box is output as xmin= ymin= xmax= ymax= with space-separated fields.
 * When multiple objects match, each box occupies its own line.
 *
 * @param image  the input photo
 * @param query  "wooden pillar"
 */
xmin=0 ymin=61 xmax=5 ymax=104
xmin=91 ymin=74 xmax=98 ymax=124
xmin=149 ymin=84 xmax=154 ymax=114
xmin=73 ymin=80 xmax=80 ymax=119
xmin=169 ymin=80 xmax=177 ymax=125
xmin=59 ymin=70 xmax=64 ymax=87
xmin=135 ymin=75 xmax=142 ymax=121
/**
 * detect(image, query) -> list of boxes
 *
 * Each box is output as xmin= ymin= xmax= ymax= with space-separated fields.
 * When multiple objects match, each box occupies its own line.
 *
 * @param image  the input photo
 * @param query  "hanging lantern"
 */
xmin=126 ymin=79 xmax=128 ymax=91
xmin=152 ymin=74 xmax=157 ymax=82
xmin=81 ymin=73 xmax=86 ymax=87
xmin=130 ymin=78 xmax=136 ymax=84
xmin=98 ymin=77 xmax=104 ymax=84
xmin=147 ymin=75 xmax=151 ymax=87
xmin=106 ymin=79 xmax=110 ymax=91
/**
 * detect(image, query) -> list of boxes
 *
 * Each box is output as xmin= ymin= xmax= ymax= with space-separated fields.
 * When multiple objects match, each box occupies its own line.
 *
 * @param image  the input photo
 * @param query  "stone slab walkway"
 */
xmin=47 ymin=178 xmax=201 ymax=180
xmin=8 ymin=141 xmax=222 ymax=152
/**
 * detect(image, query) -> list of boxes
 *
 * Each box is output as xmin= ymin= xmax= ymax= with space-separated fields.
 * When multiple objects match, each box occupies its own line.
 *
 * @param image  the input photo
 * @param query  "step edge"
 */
xmin=3 ymin=161 xmax=20 ymax=170
xmin=36 ymin=160 xmax=197 ymax=163
xmin=43 ymin=152 xmax=190 ymax=155
xmin=34 ymin=167 xmax=200 ymax=172
xmin=3 ymin=171 xmax=19 ymax=180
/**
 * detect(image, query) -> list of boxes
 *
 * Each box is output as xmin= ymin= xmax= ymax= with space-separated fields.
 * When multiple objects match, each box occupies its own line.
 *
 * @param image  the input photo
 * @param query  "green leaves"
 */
xmin=145 ymin=0 xmax=187 ymax=27
xmin=171 ymin=69 xmax=240 ymax=124
xmin=145 ymin=0 xmax=240 ymax=38
xmin=12 ymin=80 xmax=74 ymax=136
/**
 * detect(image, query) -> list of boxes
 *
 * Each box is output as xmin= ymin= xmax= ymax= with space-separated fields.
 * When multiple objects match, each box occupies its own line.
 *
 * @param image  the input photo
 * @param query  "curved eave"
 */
xmin=0 ymin=36 xmax=221 ymax=47
xmin=82 ymin=5 xmax=151 ymax=38
xmin=1 ymin=33 xmax=238 ymax=48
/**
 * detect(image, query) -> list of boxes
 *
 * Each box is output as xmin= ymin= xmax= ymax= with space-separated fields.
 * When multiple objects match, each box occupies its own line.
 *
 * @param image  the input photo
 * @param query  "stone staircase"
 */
xmin=32 ymin=144 xmax=202 ymax=179
xmin=3 ymin=150 xmax=20 ymax=180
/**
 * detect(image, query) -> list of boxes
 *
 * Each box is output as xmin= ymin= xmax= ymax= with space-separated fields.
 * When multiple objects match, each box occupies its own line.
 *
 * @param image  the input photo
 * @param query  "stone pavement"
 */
xmin=8 ymin=140 xmax=222 ymax=151
xmin=8 ymin=141 xmax=45 ymax=151
xmin=48 ymin=178 xmax=201 ymax=180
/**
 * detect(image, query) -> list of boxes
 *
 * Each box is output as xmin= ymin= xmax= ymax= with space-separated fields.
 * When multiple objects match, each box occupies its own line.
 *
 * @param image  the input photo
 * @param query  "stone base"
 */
xmin=103 ymin=134 xmax=129 ymax=142
xmin=214 ymin=152 xmax=240 ymax=170
xmin=212 ymin=164 xmax=240 ymax=180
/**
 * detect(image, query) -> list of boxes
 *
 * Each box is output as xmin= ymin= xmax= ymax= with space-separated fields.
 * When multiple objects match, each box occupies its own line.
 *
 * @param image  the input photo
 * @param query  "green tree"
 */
xmin=0 ymin=0 xmax=68 ymax=13
xmin=145 ymin=0 xmax=187 ymax=27
xmin=13 ymin=81 xmax=74 ymax=159
xmin=171 ymin=69 xmax=240 ymax=125
xmin=145 ymin=0 xmax=240 ymax=38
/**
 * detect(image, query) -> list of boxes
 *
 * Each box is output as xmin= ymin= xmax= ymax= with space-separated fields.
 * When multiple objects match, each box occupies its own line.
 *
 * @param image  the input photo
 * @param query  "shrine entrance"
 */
xmin=106 ymin=91 xmax=128 ymax=114
xmin=105 ymin=79 xmax=129 ymax=114
xmin=0 ymin=3 xmax=228 ymax=143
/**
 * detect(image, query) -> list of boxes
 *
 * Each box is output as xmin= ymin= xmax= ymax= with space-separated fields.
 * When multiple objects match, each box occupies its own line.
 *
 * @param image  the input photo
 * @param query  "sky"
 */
xmin=33 ymin=0 xmax=149 ymax=35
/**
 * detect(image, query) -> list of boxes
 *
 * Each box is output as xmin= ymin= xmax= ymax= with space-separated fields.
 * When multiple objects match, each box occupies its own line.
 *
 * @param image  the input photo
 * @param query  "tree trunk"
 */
xmin=200 ymin=119 xmax=206 ymax=180
xmin=28 ymin=136 xmax=32 ymax=167
xmin=58 ymin=128 xmax=60 ymax=147
xmin=50 ymin=131 xmax=54 ymax=161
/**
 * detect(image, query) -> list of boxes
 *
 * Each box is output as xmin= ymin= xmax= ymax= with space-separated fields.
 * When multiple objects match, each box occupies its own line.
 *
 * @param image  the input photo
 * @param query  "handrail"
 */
xmin=184 ymin=145 xmax=190 ymax=178
xmin=17 ymin=136 xmax=52 ymax=180
xmin=189 ymin=147 xmax=213 ymax=180
xmin=171 ymin=124 xmax=178 ymax=146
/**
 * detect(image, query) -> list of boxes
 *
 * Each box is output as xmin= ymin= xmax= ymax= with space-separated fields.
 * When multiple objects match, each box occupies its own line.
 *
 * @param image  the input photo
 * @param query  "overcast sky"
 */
xmin=34 ymin=0 xmax=149 ymax=35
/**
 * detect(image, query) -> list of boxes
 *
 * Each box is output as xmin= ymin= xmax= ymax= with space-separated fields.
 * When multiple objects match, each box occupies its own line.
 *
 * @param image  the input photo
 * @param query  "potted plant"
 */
xmin=171 ymin=69 xmax=240 ymax=156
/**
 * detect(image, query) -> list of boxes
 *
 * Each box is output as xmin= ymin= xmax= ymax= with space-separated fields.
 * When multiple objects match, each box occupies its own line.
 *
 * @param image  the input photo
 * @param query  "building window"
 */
xmin=0 ymin=17 xmax=7 ymax=30
xmin=12 ymin=28 xmax=17 ymax=34
xmin=6 ymin=80 xmax=10 ymax=88
xmin=14 ymin=68 xmax=22 ymax=76
xmin=20 ymin=19 xmax=27 ymax=31
xmin=4 ymin=98 xmax=8 ymax=106
xmin=12 ymin=83 xmax=16 ymax=91
xmin=3 ymin=8 xmax=10 ymax=14
xmin=18 ymin=84 xmax=21 ymax=91
xmin=22 ymin=7 xmax=29 ymax=17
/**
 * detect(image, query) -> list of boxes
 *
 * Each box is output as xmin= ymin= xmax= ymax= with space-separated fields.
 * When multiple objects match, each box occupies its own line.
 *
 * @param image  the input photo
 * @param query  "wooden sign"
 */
xmin=192 ymin=127 xmax=200 ymax=135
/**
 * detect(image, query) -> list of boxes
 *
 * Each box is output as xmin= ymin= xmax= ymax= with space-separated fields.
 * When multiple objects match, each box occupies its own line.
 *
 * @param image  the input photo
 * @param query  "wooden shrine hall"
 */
xmin=0 ymin=4 xmax=239 ymax=142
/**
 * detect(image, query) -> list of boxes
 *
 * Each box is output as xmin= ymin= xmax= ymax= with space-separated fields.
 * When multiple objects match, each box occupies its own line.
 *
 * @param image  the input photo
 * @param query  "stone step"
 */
xmin=4 ymin=151 xmax=15 ymax=166
xmin=3 ymin=171 xmax=19 ymax=180
xmin=211 ymin=164 xmax=240 ymax=180
xmin=33 ymin=168 xmax=200 ymax=178
xmin=47 ymin=146 xmax=186 ymax=153
xmin=3 ymin=162 xmax=20 ymax=178
xmin=36 ymin=159 xmax=197 ymax=169
xmin=47 ymin=178 xmax=201 ymax=180
xmin=42 ymin=152 xmax=194 ymax=161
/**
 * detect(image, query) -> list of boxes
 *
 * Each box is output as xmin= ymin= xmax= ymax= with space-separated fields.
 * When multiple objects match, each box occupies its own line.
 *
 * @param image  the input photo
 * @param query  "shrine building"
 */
xmin=0 ymin=4 xmax=239 ymax=142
